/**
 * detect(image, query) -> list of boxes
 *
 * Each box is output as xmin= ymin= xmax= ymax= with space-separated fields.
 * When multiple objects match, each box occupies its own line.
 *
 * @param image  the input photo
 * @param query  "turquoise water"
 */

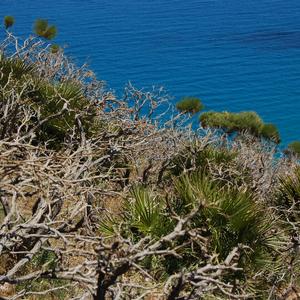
xmin=1 ymin=0 xmax=300 ymax=145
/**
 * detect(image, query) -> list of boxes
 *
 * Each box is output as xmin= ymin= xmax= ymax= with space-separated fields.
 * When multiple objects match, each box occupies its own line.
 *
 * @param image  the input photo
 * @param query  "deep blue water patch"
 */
xmin=1 ymin=0 xmax=300 ymax=145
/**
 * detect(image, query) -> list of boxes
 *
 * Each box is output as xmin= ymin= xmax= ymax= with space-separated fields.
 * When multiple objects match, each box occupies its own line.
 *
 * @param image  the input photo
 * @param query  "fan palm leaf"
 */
xmin=99 ymin=214 xmax=121 ymax=237
xmin=276 ymin=166 xmax=300 ymax=214
xmin=124 ymin=186 xmax=161 ymax=236
xmin=174 ymin=171 xmax=282 ymax=263
xmin=28 ymin=80 xmax=95 ymax=147
xmin=123 ymin=186 xmax=173 ymax=238
xmin=0 ymin=55 xmax=35 ymax=85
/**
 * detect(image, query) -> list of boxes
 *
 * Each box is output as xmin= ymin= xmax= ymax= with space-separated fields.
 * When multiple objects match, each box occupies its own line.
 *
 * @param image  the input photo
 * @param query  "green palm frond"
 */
xmin=57 ymin=82 xmax=86 ymax=107
xmin=125 ymin=186 xmax=161 ymax=235
xmin=99 ymin=214 xmax=120 ymax=237
xmin=0 ymin=55 xmax=35 ymax=84
xmin=174 ymin=171 xmax=219 ymax=212
xmin=277 ymin=166 xmax=300 ymax=211
xmin=35 ymin=81 xmax=85 ymax=105
xmin=124 ymin=186 xmax=171 ymax=238
xmin=174 ymin=171 xmax=282 ymax=266
xmin=29 ymin=80 xmax=93 ymax=147
xmin=218 ymin=189 xmax=257 ymax=232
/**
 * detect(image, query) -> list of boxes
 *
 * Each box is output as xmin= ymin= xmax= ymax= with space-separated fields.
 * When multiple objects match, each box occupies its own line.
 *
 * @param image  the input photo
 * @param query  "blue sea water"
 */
xmin=1 ymin=0 xmax=300 ymax=145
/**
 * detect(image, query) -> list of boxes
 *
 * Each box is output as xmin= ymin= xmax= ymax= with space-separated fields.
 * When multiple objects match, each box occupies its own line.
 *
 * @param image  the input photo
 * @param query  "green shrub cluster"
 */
xmin=0 ymin=54 xmax=98 ymax=148
xmin=176 ymin=96 xmax=204 ymax=114
xmin=200 ymin=111 xmax=280 ymax=143
xmin=101 ymin=146 xmax=289 ymax=295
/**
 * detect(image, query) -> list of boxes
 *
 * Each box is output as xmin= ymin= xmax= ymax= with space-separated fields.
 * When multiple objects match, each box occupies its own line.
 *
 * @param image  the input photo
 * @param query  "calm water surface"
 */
xmin=1 ymin=0 xmax=300 ymax=144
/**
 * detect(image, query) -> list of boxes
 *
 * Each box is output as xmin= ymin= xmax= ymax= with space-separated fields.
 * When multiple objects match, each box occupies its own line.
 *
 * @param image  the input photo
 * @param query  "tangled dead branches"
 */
xmin=0 ymin=34 xmax=299 ymax=300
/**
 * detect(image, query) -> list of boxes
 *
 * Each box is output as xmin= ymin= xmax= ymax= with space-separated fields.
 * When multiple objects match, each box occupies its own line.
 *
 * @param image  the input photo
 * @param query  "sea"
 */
xmin=1 ymin=0 xmax=300 ymax=145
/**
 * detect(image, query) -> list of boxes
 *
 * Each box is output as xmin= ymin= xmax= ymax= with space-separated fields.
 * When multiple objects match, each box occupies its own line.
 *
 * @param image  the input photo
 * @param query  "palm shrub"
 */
xmin=100 ymin=186 xmax=172 ymax=239
xmin=123 ymin=186 xmax=173 ymax=238
xmin=0 ymin=54 xmax=35 ymax=85
xmin=148 ymin=170 xmax=286 ymax=290
xmin=125 ymin=186 xmax=162 ymax=236
xmin=100 ymin=143 xmax=286 ymax=292
xmin=0 ymin=54 xmax=99 ymax=147
xmin=0 ymin=55 xmax=37 ymax=139
xmin=30 ymin=81 xmax=96 ymax=146
xmin=174 ymin=171 xmax=282 ymax=271
xmin=176 ymin=96 xmax=204 ymax=114
xmin=99 ymin=186 xmax=175 ymax=277
xmin=276 ymin=166 xmax=300 ymax=220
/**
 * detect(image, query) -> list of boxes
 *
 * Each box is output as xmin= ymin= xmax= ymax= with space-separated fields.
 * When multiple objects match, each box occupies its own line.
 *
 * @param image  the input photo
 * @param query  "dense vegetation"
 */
xmin=0 ymin=19 xmax=300 ymax=300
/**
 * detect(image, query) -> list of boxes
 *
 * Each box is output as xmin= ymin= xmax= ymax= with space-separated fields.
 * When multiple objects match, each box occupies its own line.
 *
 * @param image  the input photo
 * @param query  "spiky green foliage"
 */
xmin=34 ymin=19 xmax=57 ymax=40
xmin=102 ymin=169 xmax=284 ymax=289
xmin=4 ymin=16 xmax=14 ymax=29
xmin=0 ymin=53 xmax=98 ymax=148
xmin=176 ymin=96 xmax=204 ymax=114
xmin=174 ymin=171 xmax=282 ymax=270
xmin=31 ymin=81 xmax=96 ymax=147
xmin=0 ymin=54 xmax=35 ymax=84
xmin=276 ymin=166 xmax=300 ymax=217
xmin=99 ymin=214 xmax=121 ymax=237
xmin=100 ymin=186 xmax=172 ymax=239
xmin=124 ymin=186 xmax=171 ymax=238
xmin=200 ymin=111 xmax=281 ymax=143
